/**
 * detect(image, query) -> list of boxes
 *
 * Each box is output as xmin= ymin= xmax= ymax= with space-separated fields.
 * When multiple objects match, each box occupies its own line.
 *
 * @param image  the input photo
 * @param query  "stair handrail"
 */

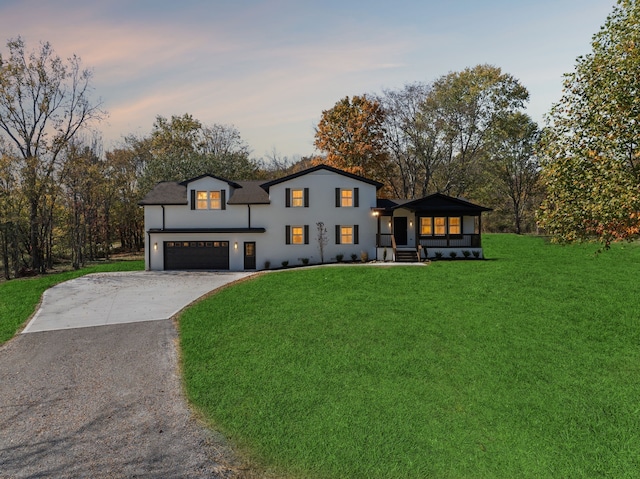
xmin=391 ymin=235 xmax=397 ymax=261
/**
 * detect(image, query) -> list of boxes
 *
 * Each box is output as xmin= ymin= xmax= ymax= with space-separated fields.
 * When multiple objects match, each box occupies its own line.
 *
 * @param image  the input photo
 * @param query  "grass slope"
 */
xmin=181 ymin=235 xmax=640 ymax=478
xmin=0 ymin=260 xmax=144 ymax=344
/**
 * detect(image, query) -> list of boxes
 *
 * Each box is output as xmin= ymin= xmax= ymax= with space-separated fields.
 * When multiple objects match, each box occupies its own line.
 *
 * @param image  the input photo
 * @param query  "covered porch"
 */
xmin=372 ymin=194 xmax=491 ymax=261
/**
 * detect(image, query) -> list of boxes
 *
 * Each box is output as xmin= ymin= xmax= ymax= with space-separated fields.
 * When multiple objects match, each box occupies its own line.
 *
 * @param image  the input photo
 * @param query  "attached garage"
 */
xmin=164 ymin=241 xmax=229 ymax=270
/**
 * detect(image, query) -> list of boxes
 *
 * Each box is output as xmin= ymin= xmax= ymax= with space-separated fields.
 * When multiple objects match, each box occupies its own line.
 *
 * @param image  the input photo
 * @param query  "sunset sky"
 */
xmin=0 ymin=0 xmax=615 ymax=159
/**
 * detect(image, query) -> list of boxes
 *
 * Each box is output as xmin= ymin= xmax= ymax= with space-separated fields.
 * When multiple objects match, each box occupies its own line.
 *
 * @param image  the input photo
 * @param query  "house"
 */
xmin=139 ymin=164 xmax=491 ymax=271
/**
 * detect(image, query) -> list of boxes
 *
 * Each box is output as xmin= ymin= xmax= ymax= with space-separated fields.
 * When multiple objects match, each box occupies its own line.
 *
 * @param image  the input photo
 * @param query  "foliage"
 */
xmin=0 ymin=260 xmax=143 ymax=344
xmin=539 ymin=1 xmax=640 ymax=245
xmin=180 ymin=235 xmax=640 ymax=478
xmin=316 ymin=221 xmax=328 ymax=263
xmin=314 ymin=95 xmax=393 ymax=188
xmin=0 ymin=37 xmax=104 ymax=272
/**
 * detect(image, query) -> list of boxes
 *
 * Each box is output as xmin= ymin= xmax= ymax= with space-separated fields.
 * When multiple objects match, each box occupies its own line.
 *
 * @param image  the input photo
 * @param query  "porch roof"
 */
xmin=375 ymin=193 xmax=491 ymax=215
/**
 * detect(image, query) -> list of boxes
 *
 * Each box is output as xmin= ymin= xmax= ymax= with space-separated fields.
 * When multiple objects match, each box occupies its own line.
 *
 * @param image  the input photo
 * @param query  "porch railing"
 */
xmin=419 ymin=234 xmax=481 ymax=249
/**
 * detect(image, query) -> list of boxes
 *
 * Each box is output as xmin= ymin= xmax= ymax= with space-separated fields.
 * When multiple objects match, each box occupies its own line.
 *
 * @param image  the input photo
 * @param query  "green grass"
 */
xmin=0 ymin=260 xmax=144 ymax=344
xmin=180 ymin=235 xmax=640 ymax=478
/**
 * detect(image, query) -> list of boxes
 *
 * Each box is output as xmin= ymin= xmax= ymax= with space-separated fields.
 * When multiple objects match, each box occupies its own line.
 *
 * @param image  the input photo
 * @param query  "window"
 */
xmin=292 ymin=189 xmax=304 ymax=207
xmin=209 ymin=191 xmax=221 ymax=209
xmin=341 ymin=189 xmax=353 ymax=207
xmin=285 ymin=225 xmax=309 ymax=245
xmin=292 ymin=226 xmax=304 ymax=244
xmin=285 ymin=187 xmax=309 ymax=207
xmin=335 ymin=187 xmax=359 ymax=207
xmin=335 ymin=225 xmax=359 ymax=244
xmin=449 ymin=217 xmax=461 ymax=235
xmin=191 ymin=190 xmax=226 ymax=210
xmin=420 ymin=216 xmax=463 ymax=236
xmin=420 ymin=217 xmax=432 ymax=235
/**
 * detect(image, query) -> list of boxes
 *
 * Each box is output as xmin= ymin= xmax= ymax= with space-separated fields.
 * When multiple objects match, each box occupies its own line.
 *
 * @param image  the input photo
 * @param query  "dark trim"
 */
xmin=304 ymin=188 xmax=309 ymax=207
xmin=148 ymin=228 xmax=266 ymax=233
xmin=335 ymin=224 xmax=340 ymax=244
xmin=190 ymin=190 xmax=196 ymax=210
xmin=179 ymin=173 xmax=242 ymax=189
xmin=221 ymin=190 xmax=226 ymax=210
xmin=354 ymin=224 xmax=359 ymax=244
xmin=304 ymin=225 xmax=309 ymax=244
xmin=161 ymin=205 xmax=165 ymax=229
xmin=285 ymin=188 xmax=291 ymax=207
xmin=260 ymin=164 xmax=384 ymax=190
xmin=286 ymin=225 xmax=291 ymax=245
xmin=335 ymin=188 xmax=341 ymax=207
xmin=354 ymin=188 xmax=359 ymax=207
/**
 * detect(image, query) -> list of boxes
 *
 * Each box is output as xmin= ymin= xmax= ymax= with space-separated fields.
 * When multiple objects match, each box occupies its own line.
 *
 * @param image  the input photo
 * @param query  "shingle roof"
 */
xmin=138 ymin=182 xmax=187 ymax=205
xmin=376 ymin=194 xmax=491 ymax=213
xmin=261 ymin=164 xmax=384 ymax=190
xmin=227 ymin=181 xmax=270 ymax=204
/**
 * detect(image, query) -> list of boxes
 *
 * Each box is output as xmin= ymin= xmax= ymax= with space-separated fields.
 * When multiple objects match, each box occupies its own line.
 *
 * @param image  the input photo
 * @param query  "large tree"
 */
xmin=539 ymin=1 xmax=640 ymax=245
xmin=422 ymin=64 xmax=530 ymax=198
xmin=314 ymin=95 xmax=392 ymax=187
xmin=0 ymin=37 xmax=104 ymax=272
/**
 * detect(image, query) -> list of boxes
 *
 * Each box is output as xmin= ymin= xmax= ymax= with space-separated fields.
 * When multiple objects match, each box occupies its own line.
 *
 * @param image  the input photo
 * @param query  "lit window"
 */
xmin=196 ymin=191 xmax=208 ymax=209
xmin=341 ymin=189 xmax=353 ymax=207
xmin=341 ymin=226 xmax=353 ymax=244
xmin=449 ymin=217 xmax=461 ymax=235
xmin=420 ymin=217 xmax=432 ymax=235
xmin=435 ymin=217 xmax=446 ymax=235
xmin=209 ymin=191 xmax=221 ymax=209
xmin=292 ymin=226 xmax=304 ymax=244
xmin=292 ymin=189 xmax=304 ymax=207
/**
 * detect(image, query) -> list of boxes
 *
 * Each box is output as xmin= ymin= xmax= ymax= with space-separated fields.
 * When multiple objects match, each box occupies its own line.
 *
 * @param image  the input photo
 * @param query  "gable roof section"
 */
xmin=179 ymin=174 xmax=242 ymax=189
xmin=138 ymin=181 xmax=187 ymax=205
xmin=260 ymin=164 xmax=384 ymax=190
xmin=377 ymin=193 xmax=491 ymax=214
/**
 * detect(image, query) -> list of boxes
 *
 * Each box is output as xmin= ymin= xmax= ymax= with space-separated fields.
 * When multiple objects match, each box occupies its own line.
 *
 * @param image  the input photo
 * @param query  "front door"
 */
xmin=244 ymin=242 xmax=256 ymax=270
xmin=393 ymin=217 xmax=408 ymax=246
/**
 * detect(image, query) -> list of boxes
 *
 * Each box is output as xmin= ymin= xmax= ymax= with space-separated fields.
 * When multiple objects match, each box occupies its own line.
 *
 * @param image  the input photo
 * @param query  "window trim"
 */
xmin=335 ymin=224 xmax=359 ymax=244
xmin=335 ymin=187 xmax=359 ymax=208
xmin=418 ymin=216 xmax=463 ymax=237
xmin=286 ymin=187 xmax=309 ymax=208
xmin=285 ymin=225 xmax=310 ymax=245
xmin=191 ymin=189 xmax=226 ymax=210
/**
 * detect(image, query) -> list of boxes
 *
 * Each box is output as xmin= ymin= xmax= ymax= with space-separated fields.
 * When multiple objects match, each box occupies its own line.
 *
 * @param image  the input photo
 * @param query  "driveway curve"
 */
xmin=0 ymin=271 xmax=253 ymax=479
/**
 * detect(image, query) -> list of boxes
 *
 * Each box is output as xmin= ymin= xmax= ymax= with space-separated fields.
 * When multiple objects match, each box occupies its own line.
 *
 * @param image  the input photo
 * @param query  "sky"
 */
xmin=0 ymin=0 xmax=616 ymax=160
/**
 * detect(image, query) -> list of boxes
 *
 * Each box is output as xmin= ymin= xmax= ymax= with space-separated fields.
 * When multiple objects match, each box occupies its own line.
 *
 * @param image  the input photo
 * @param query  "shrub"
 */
xmin=383 ymin=248 xmax=388 ymax=261
xmin=462 ymin=250 xmax=471 ymax=258
xmin=449 ymin=251 xmax=457 ymax=259
xmin=351 ymin=253 xmax=358 ymax=262
xmin=472 ymin=250 xmax=480 ymax=258
xmin=264 ymin=260 xmax=271 ymax=269
xmin=360 ymin=251 xmax=368 ymax=262
xmin=434 ymin=251 xmax=443 ymax=259
xmin=336 ymin=254 xmax=344 ymax=262
xmin=301 ymin=258 xmax=309 ymax=265
xmin=281 ymin=260 xmax=289 ymax=268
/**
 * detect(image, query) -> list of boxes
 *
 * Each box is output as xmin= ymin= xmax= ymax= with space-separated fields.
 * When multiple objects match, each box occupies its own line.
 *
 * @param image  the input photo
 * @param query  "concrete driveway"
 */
xmin=23 ymin=271 xmax=252 ymax=333
xmin=1 ymin=270 xmax=253 ymax=479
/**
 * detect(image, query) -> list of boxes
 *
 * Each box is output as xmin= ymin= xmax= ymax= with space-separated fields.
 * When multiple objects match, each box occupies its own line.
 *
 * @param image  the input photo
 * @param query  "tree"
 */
xmin=423 ymin=65 xmax=529 ymax=198
xmin=0 ymin=37 xmax=104 ymax=272
xmin=314 ymin=95 xmax=393 ymax=188
xmin=538 ymin=0 xmax=640 ymax=245
xmin=316 ymin=221 xmax=328 ymax=264
xmin=484 ymin=113 xmax=541 ymax=233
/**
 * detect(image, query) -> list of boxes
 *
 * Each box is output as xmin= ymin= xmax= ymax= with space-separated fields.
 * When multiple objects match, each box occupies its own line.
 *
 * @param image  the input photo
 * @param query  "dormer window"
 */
xmin=191 ymin=190 xmax=226 ymax=210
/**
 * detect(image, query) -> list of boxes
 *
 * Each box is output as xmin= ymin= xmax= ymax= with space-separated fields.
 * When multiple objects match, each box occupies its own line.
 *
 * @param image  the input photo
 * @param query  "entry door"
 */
xmin=244 ymin=242 xmax=256 ymax=270
xmin=393 ymin=217 xmax=408 ymax=246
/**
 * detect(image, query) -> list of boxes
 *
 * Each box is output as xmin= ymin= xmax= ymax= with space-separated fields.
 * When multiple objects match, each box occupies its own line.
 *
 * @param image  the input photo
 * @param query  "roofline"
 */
xmin=389 ymin=193 xmax=492 ymax=212
xmin=179 ymin=174 xmax=242 ymax=189
xmin=260 ymin=164 xmax=384 ymax=190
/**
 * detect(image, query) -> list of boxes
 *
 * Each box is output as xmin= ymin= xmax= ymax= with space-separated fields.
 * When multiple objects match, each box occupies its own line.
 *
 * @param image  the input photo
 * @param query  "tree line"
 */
xmin=3 ymin=0 xmax=639 ymax=278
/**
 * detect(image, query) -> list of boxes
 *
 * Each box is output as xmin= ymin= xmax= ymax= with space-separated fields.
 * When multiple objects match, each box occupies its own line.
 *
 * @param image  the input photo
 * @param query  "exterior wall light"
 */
xmin=234 ymin=242 xmax=238 ymax=250
xmin=410 ymin=220 xmax=413 ymax=227
xmin=153 ymin=242 xmax=158 ymax=251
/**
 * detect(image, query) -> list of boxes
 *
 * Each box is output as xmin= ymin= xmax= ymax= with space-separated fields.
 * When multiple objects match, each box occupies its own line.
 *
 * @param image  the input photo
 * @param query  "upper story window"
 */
xmin=335 ymin=187 xmax=359 ymax=207
xmin=286 ymin=188 xmax=309 ymax=207
xmin=191 ymin=190 xmax=226 ymax=210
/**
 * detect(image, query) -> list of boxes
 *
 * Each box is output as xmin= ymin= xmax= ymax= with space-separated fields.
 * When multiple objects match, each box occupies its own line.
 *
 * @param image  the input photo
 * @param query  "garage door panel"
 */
xmin=164 ymin=241 xmax=229 ymax=270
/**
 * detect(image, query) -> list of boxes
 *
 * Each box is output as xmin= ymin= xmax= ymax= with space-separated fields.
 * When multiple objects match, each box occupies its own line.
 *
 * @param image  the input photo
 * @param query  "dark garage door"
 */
xmin=164 ymin=241 xmax=229 ymax=270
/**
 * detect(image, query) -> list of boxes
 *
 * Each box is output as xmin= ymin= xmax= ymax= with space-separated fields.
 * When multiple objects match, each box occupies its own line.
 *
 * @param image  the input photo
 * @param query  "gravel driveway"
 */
xmin=0 ymin=271 xmax=253 ymax=479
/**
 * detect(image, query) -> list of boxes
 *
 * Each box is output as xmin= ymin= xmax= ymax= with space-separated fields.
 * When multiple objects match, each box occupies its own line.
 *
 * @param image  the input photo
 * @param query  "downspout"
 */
xmin=161 ymin=205 xmax=165 ymax=230
xmin=247 ymin=205 xmax=251 ymax=228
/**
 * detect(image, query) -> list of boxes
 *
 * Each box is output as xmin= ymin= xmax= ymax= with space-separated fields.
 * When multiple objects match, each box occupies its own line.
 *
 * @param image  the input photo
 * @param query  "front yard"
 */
xmin=180 ymin=235 xmax=640 ymax=478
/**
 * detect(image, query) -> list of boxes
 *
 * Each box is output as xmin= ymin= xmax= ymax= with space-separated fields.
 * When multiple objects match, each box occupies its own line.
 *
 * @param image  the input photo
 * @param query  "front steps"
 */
xmin=395 ymin=249 xmax=420 ymax=263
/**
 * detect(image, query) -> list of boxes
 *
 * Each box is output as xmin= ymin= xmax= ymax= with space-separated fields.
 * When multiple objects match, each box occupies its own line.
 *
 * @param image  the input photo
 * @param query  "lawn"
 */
xmin=0 ymin=260 xmax=144 ymax=344
xmin=180 ymin=234 xmax=640 ymax=478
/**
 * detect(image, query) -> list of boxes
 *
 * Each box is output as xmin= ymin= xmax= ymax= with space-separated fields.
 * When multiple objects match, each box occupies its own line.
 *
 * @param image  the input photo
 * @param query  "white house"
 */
xmin=139 ymin=164 xmax=491 ymax=271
